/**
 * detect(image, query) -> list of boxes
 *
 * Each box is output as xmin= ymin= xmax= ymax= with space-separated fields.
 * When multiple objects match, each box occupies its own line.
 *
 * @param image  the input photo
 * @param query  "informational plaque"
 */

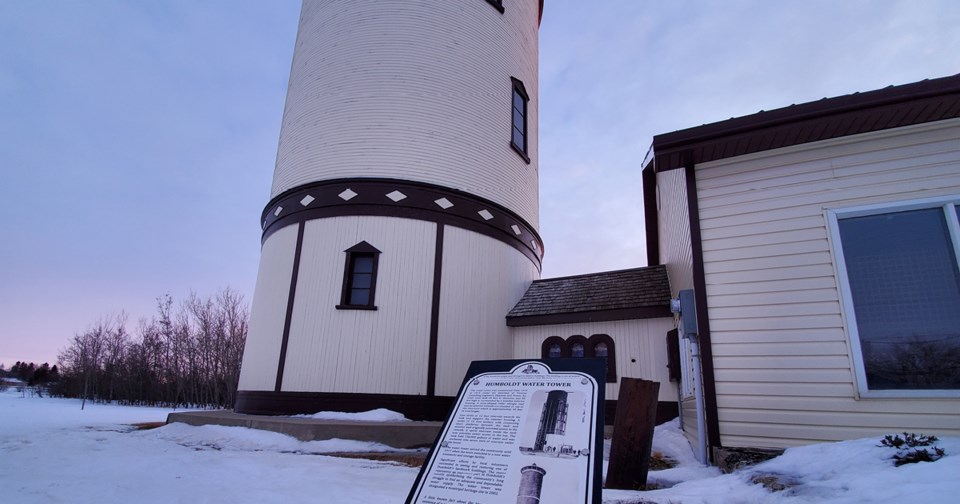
xmin=406 ymin=359 xmax=606 ymax=504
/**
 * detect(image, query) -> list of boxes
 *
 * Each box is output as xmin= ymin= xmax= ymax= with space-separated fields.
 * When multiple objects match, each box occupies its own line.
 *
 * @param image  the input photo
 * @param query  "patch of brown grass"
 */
xmin=649 ymin=451 xmax=677 ymax=470
xmin=130 ymin=422 xmax=167 ymax=431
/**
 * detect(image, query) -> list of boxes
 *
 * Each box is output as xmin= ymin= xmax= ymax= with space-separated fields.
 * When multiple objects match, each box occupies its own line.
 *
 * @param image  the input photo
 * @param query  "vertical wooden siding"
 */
xmin=657 ymin=168 xmax=695 ymax=295
xmin=655 ymin=167 xmax=699 ymax=443
xmin=696 ymin=119 xmax=960 ymax=448
xmin=435 ymin=226 xmax=539 ymax=396
xmin=238 ymin=225 xmax=298 ymax=391
xmin=281 ymin=216 xmax=435 ymax=395
xmin=511 ymin=318 xmax=678 ymax=402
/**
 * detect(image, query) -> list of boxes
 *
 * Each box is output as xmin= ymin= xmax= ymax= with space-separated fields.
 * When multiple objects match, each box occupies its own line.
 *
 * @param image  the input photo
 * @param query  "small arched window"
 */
xmin=571 ymin=342 xmax=585 ymax=358
xmin=539 ymin=334 xmax=617 ymax=383
xmin=548 ymin=343 xmax=562 ymax=358
xmin=589 ymin=334 xmax=617 ymax=383
xmin=594 ymin=342 xmax=608 ymax=357
xmin=541 ymin=336 xmax=565 ymax=360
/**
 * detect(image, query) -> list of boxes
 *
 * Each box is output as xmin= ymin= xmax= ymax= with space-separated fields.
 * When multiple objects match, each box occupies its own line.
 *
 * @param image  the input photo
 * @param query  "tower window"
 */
xmin=510 ymin=77 xmax=530 ymax=163
xmin=485 ymin=0 xmax=505 ymax=13
xmin=337 ymin=241 xmax=381 ymax=310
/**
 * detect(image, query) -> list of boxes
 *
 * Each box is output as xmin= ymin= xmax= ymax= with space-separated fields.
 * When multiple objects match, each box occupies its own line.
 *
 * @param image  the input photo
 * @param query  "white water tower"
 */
xmin=236 ymin=0 xmax=544 ymax=419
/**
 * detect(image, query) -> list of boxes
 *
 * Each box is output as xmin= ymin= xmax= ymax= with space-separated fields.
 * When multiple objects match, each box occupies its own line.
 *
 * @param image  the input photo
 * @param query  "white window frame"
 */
xmin=828 ymin=193 xmax=960 ymax=398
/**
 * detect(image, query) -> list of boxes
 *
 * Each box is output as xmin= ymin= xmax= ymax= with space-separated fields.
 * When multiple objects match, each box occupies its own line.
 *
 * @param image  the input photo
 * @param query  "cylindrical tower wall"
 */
xmin=237 ymin=0 xmax=543 ymax=417
xmin=272 ymin=0 xmax=541 ymax=228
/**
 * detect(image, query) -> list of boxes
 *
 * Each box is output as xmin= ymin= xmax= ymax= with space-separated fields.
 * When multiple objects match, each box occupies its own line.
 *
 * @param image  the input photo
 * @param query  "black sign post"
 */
xmin=407 ymin=359 xmax=606 ymax=504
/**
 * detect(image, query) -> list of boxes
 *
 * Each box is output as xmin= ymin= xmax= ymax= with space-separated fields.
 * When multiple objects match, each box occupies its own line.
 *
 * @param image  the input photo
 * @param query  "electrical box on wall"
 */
xmin=674 ymin=289 xmax=698 ymax=340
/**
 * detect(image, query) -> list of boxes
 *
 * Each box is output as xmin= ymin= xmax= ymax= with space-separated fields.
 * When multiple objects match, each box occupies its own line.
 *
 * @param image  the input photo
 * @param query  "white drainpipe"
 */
xmin=689 ymin=337 xmax=708 ymax=464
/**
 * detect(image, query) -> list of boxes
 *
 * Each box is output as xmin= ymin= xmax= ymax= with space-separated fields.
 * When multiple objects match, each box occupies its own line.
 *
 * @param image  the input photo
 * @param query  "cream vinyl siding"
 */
xmin=511 ymin=318 xmax=678 ymax=403
xmin=280 ymin=216 xmax=435 ymax=395
xmin=435 ymin=226 xmax=539 ymax=396
xmin=238 ymin=225 xmax=298 ymax=391
xmin=695 ymin=118 xmax=960 ymax=448
xmin=272 ymin=0 xmax=540 ymax=227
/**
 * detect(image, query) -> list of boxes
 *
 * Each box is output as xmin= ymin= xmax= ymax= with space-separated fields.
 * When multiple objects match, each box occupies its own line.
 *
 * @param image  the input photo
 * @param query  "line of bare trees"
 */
xmin=53 ymin=288 xmax=248 ymax=409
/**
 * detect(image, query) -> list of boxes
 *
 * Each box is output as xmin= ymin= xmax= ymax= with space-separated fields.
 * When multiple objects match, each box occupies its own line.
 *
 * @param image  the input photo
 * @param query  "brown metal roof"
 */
xmin=652 ymin=73 xmax=960 ymax=171
xmin=506 ymin=265 xmax=672 ymax=326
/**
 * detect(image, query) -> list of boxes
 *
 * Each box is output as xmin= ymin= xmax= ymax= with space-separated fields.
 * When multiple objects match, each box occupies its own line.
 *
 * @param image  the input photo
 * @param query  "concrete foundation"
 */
xmin=166 ymin=410 xmax=443 ymax=449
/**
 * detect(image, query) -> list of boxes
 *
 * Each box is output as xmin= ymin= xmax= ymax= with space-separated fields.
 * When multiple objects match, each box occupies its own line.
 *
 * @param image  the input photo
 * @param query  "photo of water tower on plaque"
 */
xmin=407 ymin=359 xmax=605 ymax=504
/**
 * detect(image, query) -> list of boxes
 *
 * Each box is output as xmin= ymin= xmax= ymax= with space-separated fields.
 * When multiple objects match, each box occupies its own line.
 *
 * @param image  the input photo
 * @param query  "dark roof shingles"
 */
xmin=506 ymin=265 xmax=671 ymax=318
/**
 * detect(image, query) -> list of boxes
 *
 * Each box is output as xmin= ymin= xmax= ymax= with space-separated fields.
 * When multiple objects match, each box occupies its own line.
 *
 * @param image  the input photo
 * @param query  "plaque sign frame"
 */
xmin=407 ymin=359 xmax=606 ymax=504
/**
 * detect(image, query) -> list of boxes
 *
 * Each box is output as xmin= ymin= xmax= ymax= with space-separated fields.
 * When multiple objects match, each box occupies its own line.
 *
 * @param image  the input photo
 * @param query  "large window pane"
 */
xmin=839 ymin=208 xmax=960 ymax=390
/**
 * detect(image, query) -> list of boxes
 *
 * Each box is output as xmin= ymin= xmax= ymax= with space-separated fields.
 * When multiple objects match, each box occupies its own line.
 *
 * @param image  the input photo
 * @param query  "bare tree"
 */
xmin=54 ymin=289 xmax=248 ymax=409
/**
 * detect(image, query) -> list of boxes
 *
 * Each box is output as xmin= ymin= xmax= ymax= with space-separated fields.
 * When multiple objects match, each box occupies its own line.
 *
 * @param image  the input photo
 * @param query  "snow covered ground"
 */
xmin=2 ymin=389 xmax=958 ymax=503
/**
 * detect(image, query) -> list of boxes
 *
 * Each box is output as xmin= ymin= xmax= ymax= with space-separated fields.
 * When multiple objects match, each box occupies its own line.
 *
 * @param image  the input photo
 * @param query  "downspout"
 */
xmin=689 ymin=336 xmax=708 ymax=464
xmin=684 ymin=161 xmax=722 ymax=461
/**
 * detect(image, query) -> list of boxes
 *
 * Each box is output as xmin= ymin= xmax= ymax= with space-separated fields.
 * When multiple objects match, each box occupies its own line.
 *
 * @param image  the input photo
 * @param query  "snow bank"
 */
xmin=294 ymin=408 xmax=409 ymax=422
xmin=4 ymin=389 xmax=960 ymax=503
xmin=143 ymin=422 xmax=415 ymax=454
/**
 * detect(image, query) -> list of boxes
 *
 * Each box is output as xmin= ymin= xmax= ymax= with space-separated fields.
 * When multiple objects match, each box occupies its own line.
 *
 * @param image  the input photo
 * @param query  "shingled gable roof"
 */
xmin=506 ymin=265 xmax=673 ymax=327
xmin=651 ymin=73 xmax=960 ymax=172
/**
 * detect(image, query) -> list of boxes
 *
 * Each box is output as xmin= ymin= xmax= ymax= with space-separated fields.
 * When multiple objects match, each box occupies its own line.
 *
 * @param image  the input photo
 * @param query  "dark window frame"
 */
xmin=510 ymin=77 xmax=531 ymax=164
xmin=589 ymin=334 xmax=618 ymax=383
xmin=568 ymin=334 xmax=588 ymax=358
xmin=540 ymin=334 xmax=617 ymax=383
xmin=485 ymin=0 xmax=505 ymax=14
xmin=336 ymin=241 xmax=381 ymax=311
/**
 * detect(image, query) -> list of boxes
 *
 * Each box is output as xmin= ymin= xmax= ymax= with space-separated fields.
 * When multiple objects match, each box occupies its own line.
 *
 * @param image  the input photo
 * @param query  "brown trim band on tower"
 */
xmin=684 ymin=162 xmax=722 ymax=457
xmin=426 ymin=223 xmax=444 ymax=396
xmin=261 ymin=178 xmax=544 ymax=270
xmin=274 ymin=221 xmax=305 ymax=392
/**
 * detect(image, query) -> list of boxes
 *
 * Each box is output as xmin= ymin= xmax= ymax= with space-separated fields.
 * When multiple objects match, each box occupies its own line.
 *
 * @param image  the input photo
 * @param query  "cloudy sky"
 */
xmin=2 ymin=0 xmax=958 ymax=366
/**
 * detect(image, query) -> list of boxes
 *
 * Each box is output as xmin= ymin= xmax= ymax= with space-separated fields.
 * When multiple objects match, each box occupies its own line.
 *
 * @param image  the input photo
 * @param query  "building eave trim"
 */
xmin=506 ymin=306 xmax=673 ymax=327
